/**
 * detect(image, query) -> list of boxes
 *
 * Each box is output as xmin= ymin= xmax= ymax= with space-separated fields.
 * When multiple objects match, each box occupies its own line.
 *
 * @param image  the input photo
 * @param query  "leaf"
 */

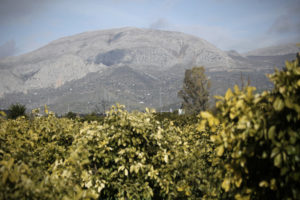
xmin=234 ymin=194 xmax=250 ymax=200
xmin=200 ymin=111 xmax=213 ymax=120
xmin=0 ymin=111 xmax=6 ymax=117
xmin=225 ymin=89 xmax=233 ymax=100
xmin=177 ymin=186 xmax=184 ymax=192
xmin=217 ymin=145 xmax=224 ymax=157
xmin=214 ymin=95 xmax=224 ymax=100
xmin=221 ymin=178 xmax=231 ymax=192
xmin=271 ymin=147 xmax=280 ymax=158
xmin=259 ymin=180 xmax=269 ymax=187
xmin=236 ymin=100 xmax=244 ymax=108
xmin=164 ymin=154 xmax=169 ymax=163
xmin=268 ymin=126 xmax=276 ymax=140
xmin=185 ymin=189 xmax=191 ymax=196
xmin=145 ymin=107 xmax=150 ymax=113
xmin=235 ymin=177 xmax=243 ymax=188
xmin=273 ymin=97 xmax=284 ymax=111
xmin=118 ymin=165 xmax=125 ymax=172
xmin=44 ymin=104 xmax=49 ymax=114
xmin=274 ymin=154 xmax=282 ymax=168
xmin=2 ymin=171 xmax=8 ymax=184
xmin=270 ymin=179 xmax=277 ymax=190
xmin=234 ymin=85 xmax=240 ymax=94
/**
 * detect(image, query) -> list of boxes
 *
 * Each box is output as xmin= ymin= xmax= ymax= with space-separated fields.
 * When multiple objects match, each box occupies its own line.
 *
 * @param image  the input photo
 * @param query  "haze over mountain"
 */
xmin=0 ymin=28 xmax=299 ymax=114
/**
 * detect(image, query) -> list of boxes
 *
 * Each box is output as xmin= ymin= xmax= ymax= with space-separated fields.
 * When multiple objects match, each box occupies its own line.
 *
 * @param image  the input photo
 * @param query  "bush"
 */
xmin=0 ymin=114 xmax=83 ymax=199
xmin=64 ymin=111 xmax=77 ymax=119
xmin=200 ymin=56 xmax=300 ymax=199
xmin=51 ymin=105 xmax=190 ymax=199
xmin=7 ymin=103 xmax=26 ymax=119
xmin=81 ymin=112 xmax=105 ymax=123
xmin=154 ymin=112 xmax=198 ymax=128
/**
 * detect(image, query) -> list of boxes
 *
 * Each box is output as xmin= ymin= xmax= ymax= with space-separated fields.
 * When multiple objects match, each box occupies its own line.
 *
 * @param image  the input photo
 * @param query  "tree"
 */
xmin=8 ymin=103 xmax=26 ymax=119
xmin=64 ymin=111 xmax=77 ymax=119
xmin=178 ymin=66 xmax=210 ymax=114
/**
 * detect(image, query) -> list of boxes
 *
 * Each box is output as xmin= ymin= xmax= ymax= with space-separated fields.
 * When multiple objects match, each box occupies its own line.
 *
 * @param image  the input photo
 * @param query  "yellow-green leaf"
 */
xmin=44 ymin=104 xmax=49 ymax=114
xmin=177 ymin=186 xmax=184 ymax=192
xmin=235 ymin=177 xmax=243 ymax=188
xmin=274 ymin=154 xmax=282 ymax=168
xmin=268 ymin=126 xmax=276 ymax=140
xmin=273 ymin=97 xmax=284 ymax=111
xmin=0 ymin=111 xmax=6 ymax=117
xmin=217 ymin=145 xmax=225 ymax=157
xmin=221 ymin=178 xmax=231 ymax=192
xmin=225 ymin=88 xmax=233 ymax=100
xmin=259 ymin=180 xmax=269 ymax=187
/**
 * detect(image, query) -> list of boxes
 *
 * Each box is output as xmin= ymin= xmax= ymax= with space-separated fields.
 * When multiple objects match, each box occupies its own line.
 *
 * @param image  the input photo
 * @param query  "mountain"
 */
xmin=0 ymin=27 xmax=298 ymax=114
xmin=244 ymin=43 xmax=300 ymax=56
xmin=243 ymin=43 xmax=300 ymax=67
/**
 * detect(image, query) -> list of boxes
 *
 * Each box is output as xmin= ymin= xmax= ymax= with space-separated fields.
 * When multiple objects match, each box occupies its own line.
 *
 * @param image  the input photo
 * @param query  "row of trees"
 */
xmin=4 ymin=65 xmax=209 ymax=118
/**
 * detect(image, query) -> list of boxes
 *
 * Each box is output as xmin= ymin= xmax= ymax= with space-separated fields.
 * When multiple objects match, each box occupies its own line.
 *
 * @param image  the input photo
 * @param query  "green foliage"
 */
xmin=154 ymin=112 xmax=198 ymax=128
xmin=52 ymin=105 xmax=195 ymax=199
xmin=81 ymin=112 xmax=105 ymax=123
xmin=178 ymin=66 xmax=210 ymax=114
xmin=64 ymin=111 xmax=77 ymax=119
xmin=7 ymin=103 xmax=26 ymax=119
xmin=0 ymin=114 xmax=82 ymax=199
xmin=200 ymin=56 xmax=300 ymax=199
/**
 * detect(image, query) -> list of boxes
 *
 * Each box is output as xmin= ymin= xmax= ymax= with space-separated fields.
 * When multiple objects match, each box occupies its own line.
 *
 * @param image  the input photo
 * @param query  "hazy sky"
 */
xmin=0 ymin=0 xmax=299 ymax=58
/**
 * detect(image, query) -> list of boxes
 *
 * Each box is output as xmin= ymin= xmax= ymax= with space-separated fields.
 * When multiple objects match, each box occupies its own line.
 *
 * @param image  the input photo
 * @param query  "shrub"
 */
xmin=0 ymin=114 xmax=83 ymax=199
xmin=7 ymin=103 xmax=26 ymax=119
xmin=64 ymin=111 xmax=77 ymax=119
xmin=50 ymin=105 xmax=190 ymax=199
xmin=154 ymin=112 xmax=198 ymax=128
xmin=81 ymin=112 xmax=105 ymax=123
xmin=200 ymin=56 xmax=300 ymax=199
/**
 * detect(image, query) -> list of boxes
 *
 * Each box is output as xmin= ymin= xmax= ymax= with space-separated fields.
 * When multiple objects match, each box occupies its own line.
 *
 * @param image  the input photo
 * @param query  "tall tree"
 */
xmin=178 ymin=66 xmax=210 ymax=114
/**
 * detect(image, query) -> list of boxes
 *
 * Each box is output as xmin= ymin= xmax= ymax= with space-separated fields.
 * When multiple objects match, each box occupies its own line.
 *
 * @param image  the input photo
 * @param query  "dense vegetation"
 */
xmin=0 ymin=55 xmax=299 ymax=199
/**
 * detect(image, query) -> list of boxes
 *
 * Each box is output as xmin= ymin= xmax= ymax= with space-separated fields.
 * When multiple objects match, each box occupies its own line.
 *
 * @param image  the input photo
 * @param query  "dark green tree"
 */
xmin=178 ymin=66 xmax=210 ymax=114
xmin=8 ymin=103 xmax=26 ymax=119
xmin=64 ymin=111 xmax=77 ymax=119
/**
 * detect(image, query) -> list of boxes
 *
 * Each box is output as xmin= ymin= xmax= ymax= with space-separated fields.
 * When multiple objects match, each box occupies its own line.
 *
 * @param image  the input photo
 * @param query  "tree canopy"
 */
xmin=178 ymin=66 xmax=210 ymax=114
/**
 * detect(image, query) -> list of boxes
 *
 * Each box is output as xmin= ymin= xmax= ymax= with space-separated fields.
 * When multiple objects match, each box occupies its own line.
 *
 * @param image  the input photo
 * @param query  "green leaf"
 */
xmin=274 ymin=154 xmax=282 ymax=168
xmin=221 ymin=178 xmax=231 ymax=192
xmin=225 ymin=89 xmax=233 ymax=100
xmin=273 ymin=97 xmax=284 ymax=111
xmin=216 ymin=145 xmax=224 ymax=157
xmin=259 ymin=180 xmax=269 ymax=187
xmin=268 ymin=126 xmax=276 ymax=140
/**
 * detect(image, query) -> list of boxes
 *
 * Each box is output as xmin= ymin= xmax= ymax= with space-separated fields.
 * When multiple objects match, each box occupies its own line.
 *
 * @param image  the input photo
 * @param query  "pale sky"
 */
xmin=0 ymin=0 xmax=299 ymax=58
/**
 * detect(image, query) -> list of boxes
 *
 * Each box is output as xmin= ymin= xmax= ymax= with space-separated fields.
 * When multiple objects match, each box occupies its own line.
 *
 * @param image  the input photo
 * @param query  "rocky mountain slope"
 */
xmin=0 ymin=27 xmax=298 ymax=114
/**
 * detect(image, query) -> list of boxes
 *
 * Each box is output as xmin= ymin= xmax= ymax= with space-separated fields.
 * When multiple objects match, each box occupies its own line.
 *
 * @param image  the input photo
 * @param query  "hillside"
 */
xmin=0 ymin=27 xmax=298 ymax=114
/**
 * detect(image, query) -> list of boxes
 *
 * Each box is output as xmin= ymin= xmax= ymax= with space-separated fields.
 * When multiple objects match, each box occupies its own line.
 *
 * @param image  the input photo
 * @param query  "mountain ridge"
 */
xmin=0 ymin=27 xmax=298 ymax=113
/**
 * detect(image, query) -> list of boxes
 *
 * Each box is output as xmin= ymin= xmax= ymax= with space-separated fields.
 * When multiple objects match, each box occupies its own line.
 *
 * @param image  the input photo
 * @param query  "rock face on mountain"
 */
xmin=0 ymin=27 xmax=298 ymax=114
xmin=243 ymin=43 xmax=300 ymax=68
xmin=244 ymin=43 xmax=300 ymax=56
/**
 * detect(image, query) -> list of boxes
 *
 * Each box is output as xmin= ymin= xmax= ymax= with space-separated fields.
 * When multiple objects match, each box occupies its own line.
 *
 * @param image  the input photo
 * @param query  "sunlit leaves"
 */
xmin=207 ymin=55 xmax=300 ymax=199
